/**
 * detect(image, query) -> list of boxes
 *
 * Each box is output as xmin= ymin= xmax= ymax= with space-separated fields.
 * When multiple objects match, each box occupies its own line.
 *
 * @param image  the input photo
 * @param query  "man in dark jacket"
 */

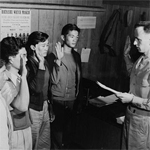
xmin=26 ymin=31 xmax=54 ymax=150
xmin=50 ymin=24 xmax=82 ymax=149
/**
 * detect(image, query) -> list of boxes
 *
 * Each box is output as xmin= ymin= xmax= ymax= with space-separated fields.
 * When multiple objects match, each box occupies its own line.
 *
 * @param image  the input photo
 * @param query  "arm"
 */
xmin=27 ymin=58 xmax=45 ymax=93
xmin=124 ymin=36 xmax=134 ymax=75
xmin=115 ymin=92 xmax=150 ymax=111
xmin=11 ymin=74 xmax=29 ymax=112
xmin=11 ymin=56 xmax=29 ymax=112
xmin=51 ymin=60 xmax=62 ymax=84
xmin=51 ymin=42 xmax=64 ymax=84
xmin=1 ymin=56 xmax=29 ymax=112
xmin=74 ymin=52 xmax=84 ymax=114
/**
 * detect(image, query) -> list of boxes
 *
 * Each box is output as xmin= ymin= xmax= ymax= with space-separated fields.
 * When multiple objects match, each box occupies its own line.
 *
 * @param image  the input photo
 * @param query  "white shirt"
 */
xmin=0 ymin=93 xmax=10 ymax=150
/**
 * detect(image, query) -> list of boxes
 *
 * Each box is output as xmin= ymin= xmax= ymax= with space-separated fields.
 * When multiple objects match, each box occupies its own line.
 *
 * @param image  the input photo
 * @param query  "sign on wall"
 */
xmin=77 ymin=16 xmax=96 ymax=29
xmin=0 ymin=8 xmax=31 ymax=42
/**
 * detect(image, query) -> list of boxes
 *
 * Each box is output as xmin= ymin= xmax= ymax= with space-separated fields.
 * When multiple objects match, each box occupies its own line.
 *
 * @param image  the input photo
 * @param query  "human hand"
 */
xmin=55 ymin=42 xmax=64 ymax=60
xmin=115 ymin=92 xmax=134 ymax=103
xmin=20 ymin=54 xmax=27 ymax=76
xmin=35 ymin=51 xmax=45 ymax=64
xmin=124 ymin=36 xmax=131 ymax=56
xmin=48 ymin=103 xmax=55 ymax=122
xmin=50 ymin=111 xmax=55 ymax=123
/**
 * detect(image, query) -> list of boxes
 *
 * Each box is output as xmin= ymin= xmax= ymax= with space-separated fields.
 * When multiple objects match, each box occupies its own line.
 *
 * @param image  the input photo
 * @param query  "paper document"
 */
xmin=116 ymin=116 xmax=125 ymax=124
xmin=97 ymin=81 xmax=120 ymax=94
xmin=89 ymin=94 xmax=118 ymax=108
xmin=81 ymin=48 xmax=91 ymax=62
xmin=96 ymin=94 xmax=118 ymax=104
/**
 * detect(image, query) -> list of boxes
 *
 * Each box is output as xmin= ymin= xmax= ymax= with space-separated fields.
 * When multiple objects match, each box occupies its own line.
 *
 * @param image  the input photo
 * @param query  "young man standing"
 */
xmin=116 ymin=22 xmax=150 ymax=149
xmin=50 ymin=24 xmax=82 ymax=149
xmin=26 ymin=31 xmax=54 ymax=150
xmin=0 ymin=37 xmax=32 ymax=150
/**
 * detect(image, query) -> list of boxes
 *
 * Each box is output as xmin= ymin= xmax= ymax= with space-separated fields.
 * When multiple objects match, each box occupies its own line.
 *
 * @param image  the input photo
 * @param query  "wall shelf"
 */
xmin=0 ymin=2 xmax=105 ymax=12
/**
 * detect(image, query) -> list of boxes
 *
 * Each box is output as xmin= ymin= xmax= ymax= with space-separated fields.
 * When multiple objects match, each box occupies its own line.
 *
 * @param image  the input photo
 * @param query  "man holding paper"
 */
xmin=115 ymin=22 xmax=150 ymax=150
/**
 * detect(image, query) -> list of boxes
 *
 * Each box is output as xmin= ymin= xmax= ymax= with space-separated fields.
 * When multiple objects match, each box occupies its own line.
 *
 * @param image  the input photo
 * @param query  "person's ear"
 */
xmin=61 ymin=35 xmax=65 ymax=41
xmin=8 ymin=56 xmax=14 ymax=64
xmin=30 ymin=45 xmax=36 ymax=51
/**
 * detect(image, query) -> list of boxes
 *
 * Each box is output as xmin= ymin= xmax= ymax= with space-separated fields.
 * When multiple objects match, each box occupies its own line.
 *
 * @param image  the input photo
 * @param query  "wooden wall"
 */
xmin=0 ymin=0 xmax=105 ymax=84
xmin=103 ymin=0 xmax=150 ymax=8
xmin=1 ymin=0 xmax=150 ymax=93
xmin=0 ymin=0 xmax=103 ymax=6
xmin=96 ymin=3 xmax=150 ymax=93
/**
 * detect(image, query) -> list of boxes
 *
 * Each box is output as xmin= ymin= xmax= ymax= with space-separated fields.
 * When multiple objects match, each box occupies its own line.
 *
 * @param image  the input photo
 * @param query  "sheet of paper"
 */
xmin=116 ymin=116 xmax=125 ymax=124
xmin=96 ymin=94 xmax=118 ymax=104
xmin=89 ymin=94 xmax=118 ymax=108
xmin=96 ymin=81 xmax=120 ymax=94
xmin=81 ymin=48 xmax=91 ymax=62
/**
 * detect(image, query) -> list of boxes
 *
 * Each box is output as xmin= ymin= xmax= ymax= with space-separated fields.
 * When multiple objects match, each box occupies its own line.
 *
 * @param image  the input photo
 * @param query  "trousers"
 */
xmin=121 ymin=106 xmax=150 ymax=150
xmin=29 ymin=101 xmax=51 ymax=150
xmin=51 ymin=100 xmax=76 ymax=149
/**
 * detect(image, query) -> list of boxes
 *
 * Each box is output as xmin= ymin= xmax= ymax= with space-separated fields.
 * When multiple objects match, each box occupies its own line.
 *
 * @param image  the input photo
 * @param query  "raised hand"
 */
xmin=34 ymin=51 xmax=45 ymax=70
xmin=124 ymin=35 xmax=131 ymax=56
xmin=35 ymin=51 xmax=45 ymax=64
xmin=55 ymin=42 xmax=64 ymax=60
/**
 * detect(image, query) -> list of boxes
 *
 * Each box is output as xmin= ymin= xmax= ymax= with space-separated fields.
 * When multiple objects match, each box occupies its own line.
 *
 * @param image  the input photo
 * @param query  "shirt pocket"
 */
xmin=136 ymin=78 xmax=150 ymax=98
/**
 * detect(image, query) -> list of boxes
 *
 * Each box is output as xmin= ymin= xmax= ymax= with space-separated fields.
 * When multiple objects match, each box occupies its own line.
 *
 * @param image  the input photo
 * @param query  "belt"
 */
xmin=128 ymin=105 xmax=150 ymax=117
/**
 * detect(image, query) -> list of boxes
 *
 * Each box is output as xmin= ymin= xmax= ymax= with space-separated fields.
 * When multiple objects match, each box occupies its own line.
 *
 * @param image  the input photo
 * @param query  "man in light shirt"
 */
xmin=0 ymin=37 xmax=32 ymax=150
xmin=0 ymin=63 xmax=13 ymax=150
xmin=116 ymin=22 xmax=150 ymax=149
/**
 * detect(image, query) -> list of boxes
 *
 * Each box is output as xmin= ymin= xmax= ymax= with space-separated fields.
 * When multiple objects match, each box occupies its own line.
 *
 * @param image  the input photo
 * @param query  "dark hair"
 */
xmin=26 ymin=31 xmax=49 ymax=56
xmin=134 ymin=21 xmax=150 ymax=34
xmin=0 ymin=37 xmax=25 ymax=64
xmin=61 ymin=24 xmax=80 ymax=37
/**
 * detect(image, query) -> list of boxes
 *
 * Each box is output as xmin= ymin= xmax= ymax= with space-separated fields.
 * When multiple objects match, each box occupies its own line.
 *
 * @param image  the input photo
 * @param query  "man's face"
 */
xmin=134 ymin=26 xmax=150 ymax=55
xmin=34 ymin=39 xmax=49 ymax=58
xmin=11 ymin=47 xmax=27 ymax=71
xmin=63 ymin=30 xmax=79 ymax=48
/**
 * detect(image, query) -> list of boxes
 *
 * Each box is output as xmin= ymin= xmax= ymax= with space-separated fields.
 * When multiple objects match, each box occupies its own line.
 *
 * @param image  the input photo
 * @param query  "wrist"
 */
xmin=130 ymin=94 xmax=134 ymax=103
xmin=39 ymin=62 xmax=45 ymax=70
xmin=55 ymin=59 xmax=62 ymax=66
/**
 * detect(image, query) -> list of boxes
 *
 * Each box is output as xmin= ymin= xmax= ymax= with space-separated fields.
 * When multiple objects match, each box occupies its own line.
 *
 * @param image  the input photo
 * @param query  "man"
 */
xmin=0 ymin=37 xmax=32 ymax=150
xmin=116 ymin=22 xmax=150 ymax=149
xmin=26 ymin=31 xmax=54 ymax=150
xmin=50 ymin=23 xmax=82 ymax=149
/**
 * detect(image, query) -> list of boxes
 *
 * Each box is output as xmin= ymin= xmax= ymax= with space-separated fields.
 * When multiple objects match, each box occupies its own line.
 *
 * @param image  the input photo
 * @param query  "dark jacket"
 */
xmin=99 ymin=9 xmax=122 ymax=56
xmin=47 ymin=49 xmax=82 ymax=100
xmin=27 ymin=56 xmax=51 ymax=111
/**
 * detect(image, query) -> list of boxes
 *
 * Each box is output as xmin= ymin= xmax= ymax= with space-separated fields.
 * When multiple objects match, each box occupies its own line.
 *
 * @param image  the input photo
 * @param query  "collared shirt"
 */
xmin=130 ymin=55 xmax=150 ymax=110
xmin=2 ymin=70 xmax=20 ymax=109
xmin=0 ymin=93 xmax=10 ymax=150
xmin=0 ymin=69 xmax=17 ymax=150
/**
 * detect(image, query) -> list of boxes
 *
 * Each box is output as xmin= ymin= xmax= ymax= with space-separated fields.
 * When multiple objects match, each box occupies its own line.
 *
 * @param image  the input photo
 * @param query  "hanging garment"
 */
xmin=99 ymin=9 xmax=122 ymax=56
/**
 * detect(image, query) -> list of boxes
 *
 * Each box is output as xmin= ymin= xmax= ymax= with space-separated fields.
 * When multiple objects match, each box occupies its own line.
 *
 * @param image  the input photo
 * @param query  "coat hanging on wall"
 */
xmin=124 ymin=10 xmax=133 ymax=27
xmin=99 ymin=9 xmax=122 ymax=57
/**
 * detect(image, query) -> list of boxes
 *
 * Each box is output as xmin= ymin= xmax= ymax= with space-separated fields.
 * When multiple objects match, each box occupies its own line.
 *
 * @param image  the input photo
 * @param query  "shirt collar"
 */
xmin=5 ymin=70 xmax=21 ymax=87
